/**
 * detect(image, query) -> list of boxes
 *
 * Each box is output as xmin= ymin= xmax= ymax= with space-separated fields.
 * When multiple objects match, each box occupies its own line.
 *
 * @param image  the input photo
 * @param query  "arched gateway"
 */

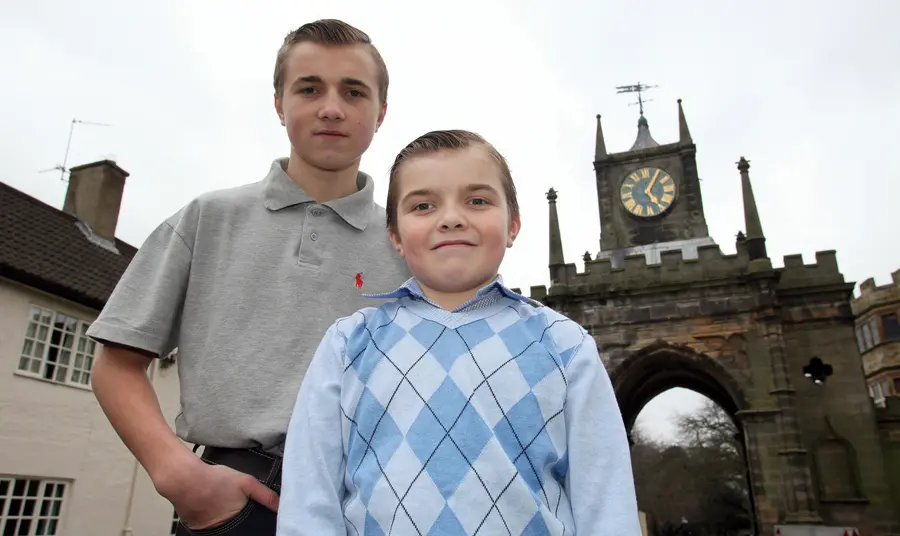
xmin=514 ymin=102 xmax=900 ymax=535
xmin=611 ymin=339 xmax=758 ymax=533
xmin=610 ymin=339 xmax=747 ymax=433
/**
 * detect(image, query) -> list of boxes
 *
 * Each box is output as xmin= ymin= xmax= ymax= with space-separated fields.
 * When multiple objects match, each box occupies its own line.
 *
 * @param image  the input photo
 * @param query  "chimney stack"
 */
xmin=63 ymin=160 xmax=129 ymax=242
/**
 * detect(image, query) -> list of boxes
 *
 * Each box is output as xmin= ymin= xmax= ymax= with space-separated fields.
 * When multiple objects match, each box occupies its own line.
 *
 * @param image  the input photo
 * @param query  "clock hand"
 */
xmin=644 ymin=174 xmax=659 ymax=196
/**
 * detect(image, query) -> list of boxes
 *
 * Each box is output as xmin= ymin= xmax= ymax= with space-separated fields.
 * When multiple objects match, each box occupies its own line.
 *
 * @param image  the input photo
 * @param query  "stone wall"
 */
xmin=876 ymin=397 xmax=900 ymax=529
xmin=515 ymin=248 xmax=900 ymax=534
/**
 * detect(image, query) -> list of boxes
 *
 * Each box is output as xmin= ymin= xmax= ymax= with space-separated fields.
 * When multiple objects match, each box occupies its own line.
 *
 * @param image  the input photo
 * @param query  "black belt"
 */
xmin=199 ymin=446 xmax=283 ymax=493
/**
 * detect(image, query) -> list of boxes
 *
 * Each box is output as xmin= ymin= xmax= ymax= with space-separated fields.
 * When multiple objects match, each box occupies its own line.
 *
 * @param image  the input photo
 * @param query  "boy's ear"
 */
xmin=274 ymin=93 xmax=285 ymax=126
xmin=389 ymin=229 xmax=405 ymax=258
xmin=507 ymin=215 xmax=521 ymax=248
xmin=375 ymin=102 xmax=387 ymax=133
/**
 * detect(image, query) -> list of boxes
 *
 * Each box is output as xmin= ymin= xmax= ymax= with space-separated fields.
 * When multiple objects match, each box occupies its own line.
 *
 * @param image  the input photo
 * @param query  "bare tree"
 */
xmin=631 ymin=429 xmax=701 ymax=534
xmin=675 ymin=400 xmax=753 ymax=535
xmin=631 ymin=400 xmax=754 ymax=536
xmin=676 ymin=400 xmax=741 ymax=457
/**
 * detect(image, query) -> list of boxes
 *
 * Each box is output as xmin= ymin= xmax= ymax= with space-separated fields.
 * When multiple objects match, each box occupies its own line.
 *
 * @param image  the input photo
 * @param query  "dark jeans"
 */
xmin=174 ymin=447 xmax=281 ymax=536
xmin=175 ymin=499 xmax=276 ymax=536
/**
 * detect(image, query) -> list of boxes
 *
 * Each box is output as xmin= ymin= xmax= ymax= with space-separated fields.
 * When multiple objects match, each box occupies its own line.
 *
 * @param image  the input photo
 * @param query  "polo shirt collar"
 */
xmin=262 ymin=158 xmax=375 ymax=231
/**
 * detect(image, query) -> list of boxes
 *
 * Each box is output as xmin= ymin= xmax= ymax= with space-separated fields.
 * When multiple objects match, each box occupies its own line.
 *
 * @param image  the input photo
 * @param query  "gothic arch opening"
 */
xmin=611 ymin=339 xmax=757 ymax=536
xmin=611 ymin=339 xmax=748 ymax=431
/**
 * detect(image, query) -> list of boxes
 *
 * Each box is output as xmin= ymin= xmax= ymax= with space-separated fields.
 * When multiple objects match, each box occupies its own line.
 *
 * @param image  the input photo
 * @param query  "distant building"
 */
xmin=0 ymin=160 xmax=180 ymax=535
xmin=851 ymin=271 xmax=900 ymax=407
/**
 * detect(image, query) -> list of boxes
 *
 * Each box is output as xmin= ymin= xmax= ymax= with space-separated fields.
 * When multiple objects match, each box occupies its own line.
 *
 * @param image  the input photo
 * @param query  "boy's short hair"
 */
xmin=386 ymin=130 xmax=520 ymax=234
xmin=273 ymin=19 xmax=389 ymax=105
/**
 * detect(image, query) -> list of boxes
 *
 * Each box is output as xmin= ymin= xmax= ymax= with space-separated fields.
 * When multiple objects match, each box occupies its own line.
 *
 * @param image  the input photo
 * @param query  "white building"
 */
xmin=0 ymin=160 xmax=181 ymax=535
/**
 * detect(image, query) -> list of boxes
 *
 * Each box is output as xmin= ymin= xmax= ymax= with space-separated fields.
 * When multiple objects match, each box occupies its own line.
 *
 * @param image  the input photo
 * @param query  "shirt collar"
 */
xmin=262 ymin=158 xmax=375 ymax=231
xmin=363 ymin=275 xmax=530 ymax=310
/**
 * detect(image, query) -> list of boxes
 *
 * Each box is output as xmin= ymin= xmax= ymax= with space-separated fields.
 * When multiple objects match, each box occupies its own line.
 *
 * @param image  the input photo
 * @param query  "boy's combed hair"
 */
xmin=273 ymin=19 xmax=389 ymax=105
xmin=386 ymin=129 xmax=520 ymax=234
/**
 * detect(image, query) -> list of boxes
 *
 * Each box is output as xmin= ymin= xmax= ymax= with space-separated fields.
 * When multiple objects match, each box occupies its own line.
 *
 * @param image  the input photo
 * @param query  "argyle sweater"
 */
xmin=277 ymin=278 xmax=641 ymax=536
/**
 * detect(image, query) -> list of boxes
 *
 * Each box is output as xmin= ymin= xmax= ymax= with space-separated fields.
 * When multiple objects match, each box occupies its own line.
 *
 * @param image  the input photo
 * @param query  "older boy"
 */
xmin=87 ymin=19 xmax=409 ymax=536
xmin=277 ymin=130 xmax=641 ymax=535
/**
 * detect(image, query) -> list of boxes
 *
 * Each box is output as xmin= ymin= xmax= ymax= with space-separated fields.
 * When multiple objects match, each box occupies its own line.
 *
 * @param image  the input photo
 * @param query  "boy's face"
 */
xmin=275 ymin=42 xmax=386 ymax=173
xmin=390 ymin=147 xmax=520 ymax=297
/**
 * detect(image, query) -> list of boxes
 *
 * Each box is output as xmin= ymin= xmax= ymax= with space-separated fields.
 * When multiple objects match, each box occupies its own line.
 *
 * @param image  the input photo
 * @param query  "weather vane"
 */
xmin=616 ymin=82 xmax=658 ymax=116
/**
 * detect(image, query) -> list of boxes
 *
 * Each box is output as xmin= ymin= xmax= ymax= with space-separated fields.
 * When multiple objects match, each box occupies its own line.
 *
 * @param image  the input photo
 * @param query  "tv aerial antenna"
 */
xmin=39 ymin=118 xmax=112 ymax=181
xmin=616 ymin=82 xmax=658 ymax=116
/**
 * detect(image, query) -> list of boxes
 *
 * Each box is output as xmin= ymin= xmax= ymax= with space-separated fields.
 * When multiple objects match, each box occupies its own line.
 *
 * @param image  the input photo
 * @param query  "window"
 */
xmin=871 ymin=382 xmax=886 ymax=407
xmin=856 ymin=328 xmax=865 ymax=353
xmin=862 ymin=324 xmax=873 ymax=349
xmin=894 ymin=377 xmax=900 ymax=394
xmin=17 ymin=306 xmax=96 ymax=388
xmin=0 ymin=477 xmax=66 ymax=535
xmin=870 ymin=317 xmax=881 ymax=345
xmin=882 ymin=380 xmax=893 ymax=397
xmin=882 ymin=313 xmax=900 ymax=341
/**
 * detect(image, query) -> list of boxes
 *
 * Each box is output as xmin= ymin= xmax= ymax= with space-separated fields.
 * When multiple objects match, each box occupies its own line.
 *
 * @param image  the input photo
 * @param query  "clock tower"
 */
xmin=593 ymin=99 xmax=714 ymax=267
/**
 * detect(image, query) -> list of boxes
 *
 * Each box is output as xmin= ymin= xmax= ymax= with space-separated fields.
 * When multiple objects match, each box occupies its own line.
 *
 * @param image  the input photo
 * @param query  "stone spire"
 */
xmin=630 ymin=114 xmax=659 ymax=151
xmin=738 ymin=157 xmax=770 ymax=267
xmin=547 ymin=188 xmax=565 ymax=272
xmin=594 ymin=114 xmax=607 ymax=160
xmin=677 ymin=99 xmax=693 ymax=144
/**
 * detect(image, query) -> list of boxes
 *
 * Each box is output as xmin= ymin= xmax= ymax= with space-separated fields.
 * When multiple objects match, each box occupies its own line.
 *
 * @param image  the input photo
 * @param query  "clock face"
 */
xmin=619 ymin=167 xmax=677 ymax=218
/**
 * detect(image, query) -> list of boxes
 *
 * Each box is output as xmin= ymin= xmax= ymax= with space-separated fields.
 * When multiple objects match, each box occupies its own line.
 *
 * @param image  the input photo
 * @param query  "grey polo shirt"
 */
xmin=87 ymin=158 xmax=411 ymax=452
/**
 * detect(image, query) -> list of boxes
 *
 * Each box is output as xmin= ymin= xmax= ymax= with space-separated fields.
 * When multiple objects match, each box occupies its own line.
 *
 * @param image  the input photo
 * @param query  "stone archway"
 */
xmin=610 ymin=339 xmax=748 ymax=431
xmin=610 ymin=340 xmax=748 ymax=430
xmin=610 ymin=339 xmax=758 ymax=535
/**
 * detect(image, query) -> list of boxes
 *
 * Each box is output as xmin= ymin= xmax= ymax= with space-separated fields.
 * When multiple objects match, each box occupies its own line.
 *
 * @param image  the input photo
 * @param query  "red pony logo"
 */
xmin=355 ymin=272 xmax=364 ymax=290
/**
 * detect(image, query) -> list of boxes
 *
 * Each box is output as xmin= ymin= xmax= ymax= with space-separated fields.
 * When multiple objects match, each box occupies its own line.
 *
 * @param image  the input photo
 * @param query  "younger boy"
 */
xmin=277 ymin=130 xmax=641 ymax=535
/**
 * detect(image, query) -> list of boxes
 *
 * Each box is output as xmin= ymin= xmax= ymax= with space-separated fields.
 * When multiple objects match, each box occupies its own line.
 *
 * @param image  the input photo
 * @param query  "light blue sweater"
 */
xmin=277 ymin=278 xmax=641 ymax=535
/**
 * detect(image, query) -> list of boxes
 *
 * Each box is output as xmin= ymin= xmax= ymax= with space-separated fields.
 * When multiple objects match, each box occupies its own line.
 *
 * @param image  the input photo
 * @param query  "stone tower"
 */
xmin=520 ymin=102 xmax=900 ymax=535
xmin=593 ymin=101 xmax=712 ymax=267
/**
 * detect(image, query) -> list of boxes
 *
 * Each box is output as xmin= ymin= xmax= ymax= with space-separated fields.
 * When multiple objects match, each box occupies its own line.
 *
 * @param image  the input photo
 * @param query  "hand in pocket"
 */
xmin=161 ymin=462 xmax=280 ymax=530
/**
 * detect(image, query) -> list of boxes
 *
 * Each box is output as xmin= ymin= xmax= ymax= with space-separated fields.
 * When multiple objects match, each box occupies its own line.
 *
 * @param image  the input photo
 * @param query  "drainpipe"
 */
xmin=121 ymin=360 xmax=158 ymax=536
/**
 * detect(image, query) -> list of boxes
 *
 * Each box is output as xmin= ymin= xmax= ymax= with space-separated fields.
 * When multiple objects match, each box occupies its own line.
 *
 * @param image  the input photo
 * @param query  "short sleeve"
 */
xmin=86 ymin=213 xmax=193 ymax=357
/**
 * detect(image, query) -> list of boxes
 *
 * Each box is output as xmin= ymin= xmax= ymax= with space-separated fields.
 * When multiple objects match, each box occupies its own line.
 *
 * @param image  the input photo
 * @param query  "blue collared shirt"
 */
xmin=362 ymin=275 xmax=536 ymax=322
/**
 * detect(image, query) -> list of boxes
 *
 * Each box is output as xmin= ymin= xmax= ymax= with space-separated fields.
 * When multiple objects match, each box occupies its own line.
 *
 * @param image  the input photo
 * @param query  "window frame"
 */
xmin=869 ymin=317 xmax=882 ymax=345
xmin=0 ymin=476 xmax=67 ymax=536
xmin=862 ymin=323 xmax=873 ymax=350
xmin=881 ymin=312 xmax=900 ymax=341
xmin=15 ymin=305 xmax=97 ymax=390
xmin=856 ymin=328 xmax=866 ymax=353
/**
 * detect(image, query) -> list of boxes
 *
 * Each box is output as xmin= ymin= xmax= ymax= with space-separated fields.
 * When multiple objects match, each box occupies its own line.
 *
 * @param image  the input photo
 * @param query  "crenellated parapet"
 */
xmin=548 ymin=243 xmax=746 ymax=293
xmin=775 ymin=250 xmax=846 ymax=291
xmin=851 ymin=269 xmax=900 ymax=316
xmin=525 ymin=247 xmax=848 ymax=301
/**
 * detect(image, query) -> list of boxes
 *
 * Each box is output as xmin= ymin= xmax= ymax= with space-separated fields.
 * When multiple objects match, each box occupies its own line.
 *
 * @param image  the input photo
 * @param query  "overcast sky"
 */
xmin=2 ymin=0 xmax=898 ymax=442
